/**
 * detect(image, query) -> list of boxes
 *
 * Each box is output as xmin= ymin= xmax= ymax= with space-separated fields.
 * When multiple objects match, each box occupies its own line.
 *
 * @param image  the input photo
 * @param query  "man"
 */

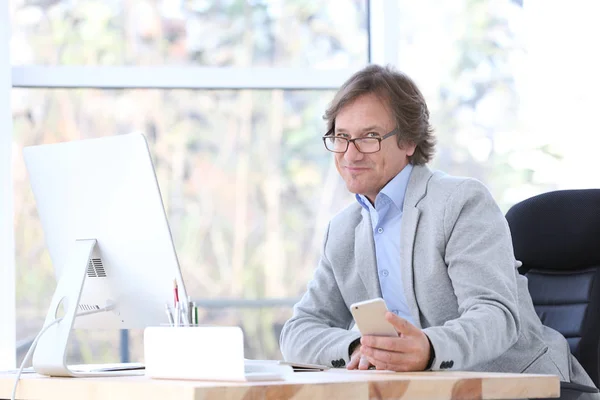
xmin=279 ymin=65 xmax=597 ymax=397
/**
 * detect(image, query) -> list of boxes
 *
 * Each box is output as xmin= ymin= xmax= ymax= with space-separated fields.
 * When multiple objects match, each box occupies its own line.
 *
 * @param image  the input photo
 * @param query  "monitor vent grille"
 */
xmin=78 ymin=304 xmax=101 ymax=311
xmin=86 ymin=258 xmax=107 ymax=278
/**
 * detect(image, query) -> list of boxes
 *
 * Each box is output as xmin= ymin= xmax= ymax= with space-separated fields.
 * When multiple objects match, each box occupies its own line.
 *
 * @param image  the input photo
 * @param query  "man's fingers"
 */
xmin=359 ymin=317 xmax=430 ymax=372
xmin=364 ymin=354 xmax=413 ymax=372
xmin=364 ymin=355 xmax=392 ymax=371
xmin=347 ymin=354 xmax=359 ymax=370
xmin=362 ymin=344 xmax=422 ymax=372
xmin=361 ymin=335 xmax=406 ymax=352
xmin=385 ymin=312 xmax=419 ymax=335
xmin=347 ymin=352 xmax=373 ymax=371
xmin=362 ymin=345 xmax=403 ymax=365
xmin=358 ymin=356 xmax=371 ymax=370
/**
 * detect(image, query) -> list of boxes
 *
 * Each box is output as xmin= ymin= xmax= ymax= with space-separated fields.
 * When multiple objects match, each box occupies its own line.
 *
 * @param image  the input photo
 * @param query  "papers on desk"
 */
xmin=278 ymin=361 xmax=330 ymax=372
xmin=69 ymin=363 xmax=145 ymax=373
xmin=245 ymin=359 xmax=329 ymax=373
xmin=1 ymin=367 xmax=35 ymax=374
xmin=242 ymin=360 xmax=294 ymax=379
xmin=1 ymin=363 xmax=145 ymax=375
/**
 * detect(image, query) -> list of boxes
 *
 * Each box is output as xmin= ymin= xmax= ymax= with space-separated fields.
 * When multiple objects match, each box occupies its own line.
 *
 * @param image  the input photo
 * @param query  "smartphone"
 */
xmin=350 ymin=298 xmax=398 ymax=337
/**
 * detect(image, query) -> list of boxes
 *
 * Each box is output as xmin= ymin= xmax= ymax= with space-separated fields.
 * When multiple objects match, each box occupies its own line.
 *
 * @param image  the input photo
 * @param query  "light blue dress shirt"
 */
xmin=356 ymin=163 xmax=414 ymax=324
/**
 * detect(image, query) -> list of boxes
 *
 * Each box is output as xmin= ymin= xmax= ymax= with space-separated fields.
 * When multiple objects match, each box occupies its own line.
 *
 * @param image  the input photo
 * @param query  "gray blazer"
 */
xmin=280 ymin=164 xmax=594 ymax=386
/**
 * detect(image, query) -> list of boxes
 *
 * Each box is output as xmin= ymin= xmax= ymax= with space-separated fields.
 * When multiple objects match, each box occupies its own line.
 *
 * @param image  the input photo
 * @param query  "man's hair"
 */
xmin=324 ymin=64 xmax=436 ymax=165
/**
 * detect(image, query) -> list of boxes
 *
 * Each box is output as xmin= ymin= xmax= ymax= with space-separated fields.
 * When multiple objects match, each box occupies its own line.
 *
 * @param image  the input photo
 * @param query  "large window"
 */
xmin=10 ymin=0 xmax=368 ymax=68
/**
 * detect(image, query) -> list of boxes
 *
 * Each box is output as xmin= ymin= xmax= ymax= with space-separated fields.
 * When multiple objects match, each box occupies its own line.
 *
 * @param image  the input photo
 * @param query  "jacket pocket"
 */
xmin=520 ymin=346 xmax=567 ymax=380
xmin=520 ymin=345 xmax=549 ymax=373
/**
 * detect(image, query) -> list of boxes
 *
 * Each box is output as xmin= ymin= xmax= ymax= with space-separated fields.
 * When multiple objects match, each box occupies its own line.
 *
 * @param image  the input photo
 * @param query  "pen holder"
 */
xmin=144 ymin=326 xmax=292 ymax=381
xmin=144 ymin=326 xmax=243 ymax=380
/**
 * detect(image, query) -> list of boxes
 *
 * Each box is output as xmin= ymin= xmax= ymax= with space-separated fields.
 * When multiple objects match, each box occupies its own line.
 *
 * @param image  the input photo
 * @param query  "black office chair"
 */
xmin=506 ymin=189 xmax=600 ymax=393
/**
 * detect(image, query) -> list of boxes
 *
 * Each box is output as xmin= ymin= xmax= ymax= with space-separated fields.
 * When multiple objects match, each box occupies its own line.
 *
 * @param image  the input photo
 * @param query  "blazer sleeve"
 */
xmin=422 ymin=179 xmax=521 ymax=370
xmin=279 ymin=222 xmax=361 ymax=367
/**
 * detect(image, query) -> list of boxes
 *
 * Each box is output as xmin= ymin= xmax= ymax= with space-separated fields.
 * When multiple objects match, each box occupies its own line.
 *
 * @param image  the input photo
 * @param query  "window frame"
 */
xmin=1 ymin=0 xmax=16 ymax=370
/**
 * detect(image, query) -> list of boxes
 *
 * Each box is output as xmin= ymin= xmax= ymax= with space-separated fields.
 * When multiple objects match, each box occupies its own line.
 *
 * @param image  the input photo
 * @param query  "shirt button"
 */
xmin=392 ymin=309 xmax=399 ymax=314
xmin=377 ymin=227 xmax=384 ymax=233
xmin=382 ymin=269 xmax=389 ymax=277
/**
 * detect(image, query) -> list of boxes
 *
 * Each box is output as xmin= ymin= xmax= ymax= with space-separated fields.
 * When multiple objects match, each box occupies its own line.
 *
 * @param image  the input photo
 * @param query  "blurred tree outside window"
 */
xmin=9 ymin=0 xmax=368 ymax=68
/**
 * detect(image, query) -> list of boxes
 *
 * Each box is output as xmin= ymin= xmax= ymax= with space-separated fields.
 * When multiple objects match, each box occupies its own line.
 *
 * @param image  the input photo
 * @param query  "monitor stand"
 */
xmin=31 ymin=239 xmax=140 ymax=377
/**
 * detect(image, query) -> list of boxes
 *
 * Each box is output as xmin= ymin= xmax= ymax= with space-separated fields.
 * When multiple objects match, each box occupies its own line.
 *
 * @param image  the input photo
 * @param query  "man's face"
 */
xmin=333 ymin=93 xmax=416 ymax=203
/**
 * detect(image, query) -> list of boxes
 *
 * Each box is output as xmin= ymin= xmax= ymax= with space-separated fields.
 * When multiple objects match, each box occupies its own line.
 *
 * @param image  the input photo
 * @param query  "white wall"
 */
xmin=0 ymin=1 xmax=16 ymax=369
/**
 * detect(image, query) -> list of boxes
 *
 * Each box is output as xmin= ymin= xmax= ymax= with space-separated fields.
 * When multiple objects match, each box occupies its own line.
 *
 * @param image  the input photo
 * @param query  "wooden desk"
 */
xmin=0 ymin=369 xmax=559 ymax=400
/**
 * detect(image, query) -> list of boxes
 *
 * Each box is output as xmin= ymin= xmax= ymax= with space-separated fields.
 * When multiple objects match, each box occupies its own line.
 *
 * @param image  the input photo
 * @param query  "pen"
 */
xmin=165 ymin=303 xmax=174 ymax=326
xmin=175 ymin=301 xmax=180 ymax=327
xmin=187 ymin=296 xmax=193 ymax=325
xmin=193 ymin=302 xmax=198 ymax=325
xmin=173 ymin=279 xmax=179 ymax=308
xmin=180 ymin=303 xmax=187 ymax=326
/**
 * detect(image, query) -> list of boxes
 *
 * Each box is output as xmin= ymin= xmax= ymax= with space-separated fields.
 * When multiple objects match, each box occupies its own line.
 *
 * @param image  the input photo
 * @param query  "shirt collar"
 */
xmin=355 ymin=163 xmax=413 ymax=212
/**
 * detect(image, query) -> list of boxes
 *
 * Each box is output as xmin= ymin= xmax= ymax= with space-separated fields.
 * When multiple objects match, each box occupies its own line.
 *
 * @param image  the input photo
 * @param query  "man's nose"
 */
xmin=344 ymin=141 xmax=364 ymax=162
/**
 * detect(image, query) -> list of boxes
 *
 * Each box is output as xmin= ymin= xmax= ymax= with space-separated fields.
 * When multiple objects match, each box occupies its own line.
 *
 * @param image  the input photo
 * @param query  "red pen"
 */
xmin=173 ymin=279 xmax=179 ymax=308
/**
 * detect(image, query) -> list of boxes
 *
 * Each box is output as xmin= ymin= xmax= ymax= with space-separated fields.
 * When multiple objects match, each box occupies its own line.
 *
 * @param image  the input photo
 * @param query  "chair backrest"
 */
xmin=505 ymin=189 xmax=600 ymax=387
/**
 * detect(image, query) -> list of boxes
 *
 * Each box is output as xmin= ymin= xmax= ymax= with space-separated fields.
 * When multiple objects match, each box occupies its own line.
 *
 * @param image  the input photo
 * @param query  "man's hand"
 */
xmin=346 ymin=342 xmax=375 ymax=370
xmin=360 ymin=312 xmax=432 ymax=372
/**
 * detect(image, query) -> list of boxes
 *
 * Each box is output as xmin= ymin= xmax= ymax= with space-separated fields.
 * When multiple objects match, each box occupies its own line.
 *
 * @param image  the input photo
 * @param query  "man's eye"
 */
xmin=366 ymin=132 xmax=380 ymax=138
xmin=335 ymin=134 xmax=350 ymax=139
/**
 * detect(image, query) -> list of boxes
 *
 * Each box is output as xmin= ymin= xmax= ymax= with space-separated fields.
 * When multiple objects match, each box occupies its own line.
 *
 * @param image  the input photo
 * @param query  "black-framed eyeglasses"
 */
xmin=322 ymin=128 xmax=399 ymax=154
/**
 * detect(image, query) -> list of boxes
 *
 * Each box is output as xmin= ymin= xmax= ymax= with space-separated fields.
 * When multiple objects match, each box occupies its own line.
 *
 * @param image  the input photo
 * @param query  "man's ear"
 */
xmin=399 ymin=141 xmax=417 ymax=157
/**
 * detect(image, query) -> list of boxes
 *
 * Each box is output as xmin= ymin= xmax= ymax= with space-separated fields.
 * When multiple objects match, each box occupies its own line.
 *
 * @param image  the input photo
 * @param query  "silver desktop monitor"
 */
xmin=23 ymin=133 xmax=189 ymax=377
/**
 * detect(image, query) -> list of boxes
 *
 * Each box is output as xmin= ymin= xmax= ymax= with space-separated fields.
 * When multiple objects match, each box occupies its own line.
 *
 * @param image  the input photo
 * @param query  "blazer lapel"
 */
xmin=400 ymin=164 xmax=433 ymax=329
xmin=400 ymin=206 xmax=422 ymax=328
xmin=355 ymin=212 xmax=382 ymax=298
